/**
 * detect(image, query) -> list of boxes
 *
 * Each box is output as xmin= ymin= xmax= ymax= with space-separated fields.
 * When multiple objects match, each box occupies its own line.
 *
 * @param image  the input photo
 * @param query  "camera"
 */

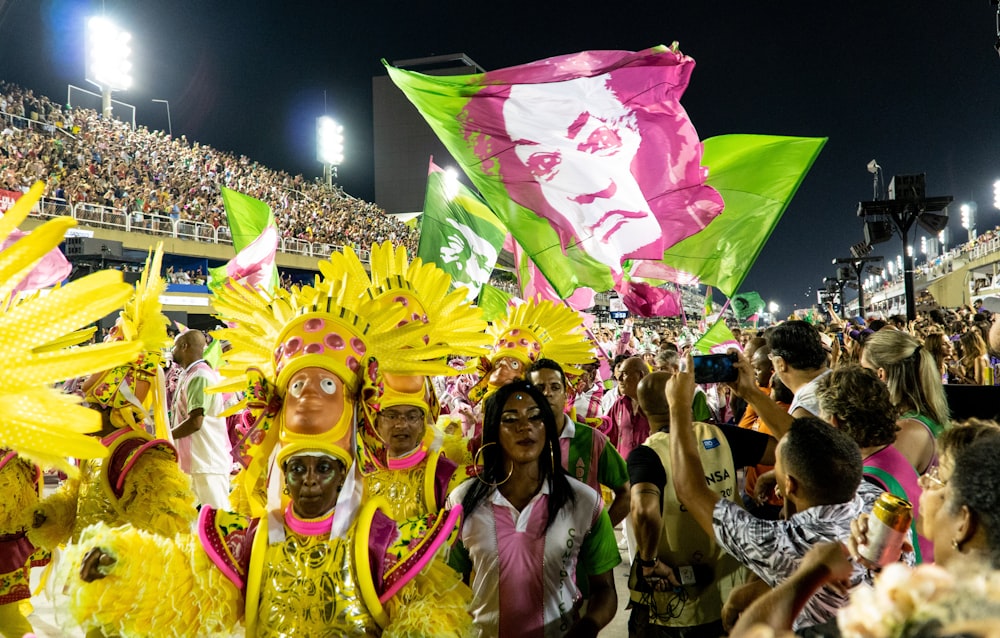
xmin=691 ymin=353 xmax=738 ymax=384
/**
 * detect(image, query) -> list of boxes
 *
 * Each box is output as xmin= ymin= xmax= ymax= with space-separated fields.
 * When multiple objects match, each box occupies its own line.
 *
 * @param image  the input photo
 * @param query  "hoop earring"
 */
xmin=473 ymin=442 xmax=512 ymax=488
xmin=283 ymin=486 xmax=290 ymax=495
xmin=550 ymin=441 xmax=557 ymax=473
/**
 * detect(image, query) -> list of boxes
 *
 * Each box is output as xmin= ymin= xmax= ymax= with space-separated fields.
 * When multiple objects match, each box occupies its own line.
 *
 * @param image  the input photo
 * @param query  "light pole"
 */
xmin=961 ymin=202 xmax=978 ymax=242
xmin=152 ymin=99 xmax=172 ymax=137
xmin=85 ymin=17 xmax=132 ymax=119
xmin=316 ymin=116 xmax=344 ymax=189
xmin=833 ymin=255 xmax=884 ymax=317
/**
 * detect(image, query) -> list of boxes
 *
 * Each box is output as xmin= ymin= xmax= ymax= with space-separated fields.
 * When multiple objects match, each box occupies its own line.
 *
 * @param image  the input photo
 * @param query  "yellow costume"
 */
xmin=31 ymin=245 xmax=197 ymax=550
xmin=57 ymin=242 xmax=474 ymax=636
xmin=0 ymin=182 xmax=152 ymax=636
xmin=346 ymin=242 xmax=488 ymax=520
xmin=0 ymin=451 xmax=48 ymax=638
xmin=59 ymin=497 xmax=470 ymax=638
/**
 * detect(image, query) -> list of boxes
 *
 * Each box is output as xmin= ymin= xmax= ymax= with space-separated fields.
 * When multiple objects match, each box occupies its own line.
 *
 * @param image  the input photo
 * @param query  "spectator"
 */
xmin=170 ymin=330 xmax=232 ymax=508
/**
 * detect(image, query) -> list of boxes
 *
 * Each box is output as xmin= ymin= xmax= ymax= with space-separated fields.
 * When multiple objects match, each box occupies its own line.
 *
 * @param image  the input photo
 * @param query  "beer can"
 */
xmin=858 ymin=492 xmax=912 ymax=567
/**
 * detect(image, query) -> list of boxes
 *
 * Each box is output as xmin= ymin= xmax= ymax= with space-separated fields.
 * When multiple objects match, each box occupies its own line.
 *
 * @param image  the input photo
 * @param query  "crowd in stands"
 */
xmin=0 ymin=80 xmax=418 ymax=255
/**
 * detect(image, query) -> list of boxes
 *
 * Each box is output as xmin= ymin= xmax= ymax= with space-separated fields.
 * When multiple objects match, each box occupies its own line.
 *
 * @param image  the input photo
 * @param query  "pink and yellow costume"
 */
xmin=59 ymin=244 xmax=474 ymax=637
xmin=349 ymin=243 xmax=490 ymax=520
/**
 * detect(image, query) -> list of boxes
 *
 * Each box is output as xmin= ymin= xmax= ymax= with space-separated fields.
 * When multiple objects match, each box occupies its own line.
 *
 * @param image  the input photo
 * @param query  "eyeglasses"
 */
xmin=919 ymin=465 xmax=946 ymax=490
xmin=379 ymin=410 xmax=423 ymax=426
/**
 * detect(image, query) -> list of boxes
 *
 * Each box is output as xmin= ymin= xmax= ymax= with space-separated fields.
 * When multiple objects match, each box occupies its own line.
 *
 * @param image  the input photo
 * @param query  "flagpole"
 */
xmin=676 ymin=284 xmax=688 ymax=327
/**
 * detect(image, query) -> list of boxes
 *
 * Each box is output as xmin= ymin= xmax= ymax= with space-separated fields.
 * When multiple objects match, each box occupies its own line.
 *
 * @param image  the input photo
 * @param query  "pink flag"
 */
xmin=388 ymin=45 xmax=724 ymax=297
xmin=209 ymin=226 xmax=278 ymax=292
xmin=2 ymin=229 xmax=71 ymax=296
xmin=614 ymin=279 xmax=682 ymax=317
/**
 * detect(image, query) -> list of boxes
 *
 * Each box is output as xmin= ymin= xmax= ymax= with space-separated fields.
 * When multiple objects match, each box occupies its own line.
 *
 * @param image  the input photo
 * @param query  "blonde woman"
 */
xmin=861 ymin=329 xmax=950 ymax=474
xmin=959 ymin=330 xmax=992 ymax=386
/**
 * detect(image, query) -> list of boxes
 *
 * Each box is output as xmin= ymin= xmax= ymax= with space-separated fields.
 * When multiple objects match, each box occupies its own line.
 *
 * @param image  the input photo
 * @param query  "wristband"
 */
xmin=637 ymin=556 xmax=658 ymax=568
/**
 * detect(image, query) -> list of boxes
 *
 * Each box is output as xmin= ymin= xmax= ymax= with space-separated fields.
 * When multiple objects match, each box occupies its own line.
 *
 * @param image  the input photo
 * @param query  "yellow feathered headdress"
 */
xmin=324 ymin=242 xmax=489 ymax=472
xmin=82 ymin=243 xmax=172 ymax=439
xmin=468 ymin=298 xmax=595 ymax=404
xmin=211 ymin=245 xmax=459 ymax=518
xmin=0 ymin=182 xmax=141 ymax=474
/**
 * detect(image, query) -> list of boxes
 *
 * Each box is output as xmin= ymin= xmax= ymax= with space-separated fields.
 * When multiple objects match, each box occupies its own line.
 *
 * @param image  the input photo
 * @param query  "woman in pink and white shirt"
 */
xmin=448 ymin=381 xmax=621 ymax=638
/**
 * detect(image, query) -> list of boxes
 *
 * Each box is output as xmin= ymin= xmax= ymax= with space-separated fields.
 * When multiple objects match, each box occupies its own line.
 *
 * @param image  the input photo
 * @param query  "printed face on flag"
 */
xmin=439 ymin=217 xmax=500 ymax=291
xmin=503 ymin=75 xmax=661 ymax=271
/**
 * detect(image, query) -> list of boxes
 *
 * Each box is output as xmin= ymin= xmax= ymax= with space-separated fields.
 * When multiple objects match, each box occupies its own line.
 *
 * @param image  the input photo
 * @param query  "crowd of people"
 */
xmin=0 ymin=80 xmax=418 ymax=256
xmin=8 ymin=75 xmax=1000 ymax=638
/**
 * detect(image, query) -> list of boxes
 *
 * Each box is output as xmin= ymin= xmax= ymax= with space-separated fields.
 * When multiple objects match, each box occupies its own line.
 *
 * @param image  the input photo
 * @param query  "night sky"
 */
xmin=2 ymin=1 xmax=998 ymax=313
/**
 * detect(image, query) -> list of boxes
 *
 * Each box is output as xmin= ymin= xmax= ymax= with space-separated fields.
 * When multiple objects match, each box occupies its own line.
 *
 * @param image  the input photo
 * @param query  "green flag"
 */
xmin=477 ymin=283 xmax=513 ymax=323
xmin=418 ymin=160 xmax=506 ymax=301
xmin=221 ymin=187 xmax=275 ymax=251
xmin=208 ymin=188 xmax=279 ymax=293
xmin=204 ymin=338 xmax=223 ymax=369
xmin=654 ymin=135 xmax=826 ymax=297
xmin=693 ymin=319 xmax=741 ymax=354
xmin=731 ymin=291 xmax=766 ymax=320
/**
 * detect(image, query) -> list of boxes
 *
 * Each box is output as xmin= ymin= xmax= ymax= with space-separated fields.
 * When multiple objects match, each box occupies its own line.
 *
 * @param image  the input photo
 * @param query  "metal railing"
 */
xmin=25 ymin=197 xmax=365 ymax=261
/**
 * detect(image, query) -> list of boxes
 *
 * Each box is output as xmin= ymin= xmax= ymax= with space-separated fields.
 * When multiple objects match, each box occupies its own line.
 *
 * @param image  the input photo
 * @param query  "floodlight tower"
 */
xmin=85 ymin=17 xmax=132 ymax=119
xmin=317 ymin=116 xmax=344 ymax=189
xmin=961 ymin=203 xmax=978 ymax=242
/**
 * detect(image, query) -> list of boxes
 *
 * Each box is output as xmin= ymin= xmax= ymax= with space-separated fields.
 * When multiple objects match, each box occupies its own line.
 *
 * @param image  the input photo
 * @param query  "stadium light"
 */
xmin=85 ymin=17 xmax=132 ymax=118
xmin=316 ymin=116 xmax=345 ymax=188
xmin=442 ymin=167 xmax=460 ymax=200
xmin=994 ymin=180 xmax=1000 ymax=210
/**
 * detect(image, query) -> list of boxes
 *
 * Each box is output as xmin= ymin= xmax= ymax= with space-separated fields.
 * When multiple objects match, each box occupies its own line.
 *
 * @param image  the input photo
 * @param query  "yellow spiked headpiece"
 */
xmin=321 ymin=242 xmax=489 ymax=472
xmin=469 ymin=298 xmax=595 ymax=404
xmin=0 ymin=182 xmax=141 ymax=474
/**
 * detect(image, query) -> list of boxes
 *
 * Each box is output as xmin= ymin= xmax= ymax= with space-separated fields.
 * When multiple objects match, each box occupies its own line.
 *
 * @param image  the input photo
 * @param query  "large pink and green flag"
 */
xmin=418 ymin=159 xmax=506 ymax=301
xmin=208 ymin=187 xmax=278 ymax=293
xmin=640 ymin=134 xmax=826 ymax=297
xmin=387 ymin=45 xmax=724 ymax=298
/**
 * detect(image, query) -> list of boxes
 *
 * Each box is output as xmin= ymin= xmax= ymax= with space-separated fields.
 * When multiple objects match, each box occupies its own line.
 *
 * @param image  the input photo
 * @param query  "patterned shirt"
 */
xmin=712 ymin=480 xmax=882 ymax=631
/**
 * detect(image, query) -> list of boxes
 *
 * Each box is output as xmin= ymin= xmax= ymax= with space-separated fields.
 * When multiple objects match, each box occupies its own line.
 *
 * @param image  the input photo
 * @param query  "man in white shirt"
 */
xmin=170 ymin=330 xmax=232 ymax=507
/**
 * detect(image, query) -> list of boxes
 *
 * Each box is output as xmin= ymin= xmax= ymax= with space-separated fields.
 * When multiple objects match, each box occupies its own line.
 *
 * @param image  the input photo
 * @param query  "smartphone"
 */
xmin=836 ymin=333 xmax=845 ymax=346
xmin=691 ymin=353 xmax=738 ymax=384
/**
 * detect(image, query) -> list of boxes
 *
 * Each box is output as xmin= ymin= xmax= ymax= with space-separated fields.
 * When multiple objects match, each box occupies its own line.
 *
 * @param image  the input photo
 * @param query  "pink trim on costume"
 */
xmin=0 ymin=451 xmax=15 ymax=473
xmin=197 ymin=507 xmax=244 ymax=590
xmin=377 ymin=505 xmax=463 ymax=604
xmin=116 ymin=439 xmax=175 ymax=491
xmin=100 ymin=428 xmax=132 ymax=447
xmin=284 ymin=503 xmax=334 ymax=536
xmin=386 ymin=447 xmax=427 ymax=470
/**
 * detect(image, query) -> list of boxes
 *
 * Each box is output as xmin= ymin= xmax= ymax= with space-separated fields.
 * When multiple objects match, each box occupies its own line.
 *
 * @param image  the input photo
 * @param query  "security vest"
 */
xmin=633 ymin=423 xmax=748 ymax=627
